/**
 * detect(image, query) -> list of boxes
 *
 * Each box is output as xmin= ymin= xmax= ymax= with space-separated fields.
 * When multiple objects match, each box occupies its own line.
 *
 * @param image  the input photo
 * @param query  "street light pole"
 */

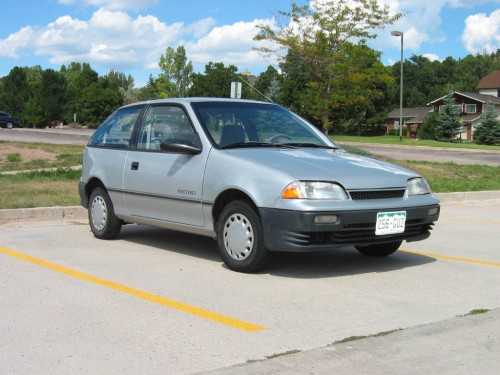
xmin=391 ymin=30 xmax=404 ymax=142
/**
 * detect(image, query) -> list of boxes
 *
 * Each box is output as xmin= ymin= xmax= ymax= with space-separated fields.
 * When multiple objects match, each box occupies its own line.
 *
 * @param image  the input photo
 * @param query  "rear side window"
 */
xmin=88 ymin=105 xmax=143 ymax=148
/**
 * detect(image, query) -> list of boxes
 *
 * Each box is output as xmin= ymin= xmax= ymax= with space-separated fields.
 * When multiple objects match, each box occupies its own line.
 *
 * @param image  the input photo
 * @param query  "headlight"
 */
xmin=281 ymin=181 xmax=348 ymax=200
xmin=406 ymin=177 xmax=431 ymax=196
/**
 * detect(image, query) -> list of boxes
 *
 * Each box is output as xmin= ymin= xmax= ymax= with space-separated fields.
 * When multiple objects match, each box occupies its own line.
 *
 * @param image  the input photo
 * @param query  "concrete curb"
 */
xmin=1 ymin=191 xmax=499 ymax=222
xmin=0 ymin=206 xmax=87 ymax=223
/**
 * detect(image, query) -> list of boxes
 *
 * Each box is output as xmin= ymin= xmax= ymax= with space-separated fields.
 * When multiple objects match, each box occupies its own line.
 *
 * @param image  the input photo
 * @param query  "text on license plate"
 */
xmin=376 ymin=211 xmax=406 ymax=235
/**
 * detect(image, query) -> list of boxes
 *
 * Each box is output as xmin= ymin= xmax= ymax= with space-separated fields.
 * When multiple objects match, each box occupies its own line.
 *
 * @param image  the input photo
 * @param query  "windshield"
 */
xmin=191 ymin=101 xmax=335 ymax=149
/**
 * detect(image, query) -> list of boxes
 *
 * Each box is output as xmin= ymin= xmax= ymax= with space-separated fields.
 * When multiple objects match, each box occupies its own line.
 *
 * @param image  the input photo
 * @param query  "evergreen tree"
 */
xmin=474 ymin=104 xmax=500 ymax=145
xmin=418 ymin=112 xmax=439 ymax=140
xmin=435 ymin=93 xmax=462 ymax=142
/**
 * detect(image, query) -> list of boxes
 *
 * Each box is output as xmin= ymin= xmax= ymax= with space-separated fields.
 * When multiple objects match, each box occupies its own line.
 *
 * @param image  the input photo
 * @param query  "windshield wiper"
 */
xmin=281 ymin=142 xmax=339 ymax=150
xmin=219 ymin=142 xmax=298 ymax=150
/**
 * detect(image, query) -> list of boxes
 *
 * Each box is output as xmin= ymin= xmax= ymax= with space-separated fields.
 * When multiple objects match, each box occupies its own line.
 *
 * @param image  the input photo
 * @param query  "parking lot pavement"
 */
xmin=1 ymin=199 xmax=499 ymax=374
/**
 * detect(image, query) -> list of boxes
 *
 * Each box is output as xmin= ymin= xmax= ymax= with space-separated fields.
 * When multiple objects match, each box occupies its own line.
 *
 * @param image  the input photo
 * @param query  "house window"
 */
xmin=464 ymin=104 xmax=476 ymax=113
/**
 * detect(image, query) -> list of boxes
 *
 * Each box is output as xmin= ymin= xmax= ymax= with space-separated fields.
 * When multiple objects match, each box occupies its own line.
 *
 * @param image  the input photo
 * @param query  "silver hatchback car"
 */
xmin=79 ymin=98 xmax=440 ymax=272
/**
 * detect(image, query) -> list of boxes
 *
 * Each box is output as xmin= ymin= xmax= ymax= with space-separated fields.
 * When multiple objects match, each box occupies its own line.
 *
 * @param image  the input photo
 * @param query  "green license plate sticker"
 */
xmin=376 ymin=211 xmax=406 ymax=235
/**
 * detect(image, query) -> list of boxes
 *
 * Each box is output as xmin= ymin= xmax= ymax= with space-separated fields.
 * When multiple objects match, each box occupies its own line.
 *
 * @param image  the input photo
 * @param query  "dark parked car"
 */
xmin=0 ymin=111 xmax=20 ymax=129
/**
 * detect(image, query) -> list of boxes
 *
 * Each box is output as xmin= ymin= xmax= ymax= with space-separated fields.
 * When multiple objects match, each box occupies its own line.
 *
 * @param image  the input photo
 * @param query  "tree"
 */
xmin=474 ymin=104 xmax=500 ymax=145
xmin=418 ymin=111 xmax=439 ymax=140
xmin=38 ymin=69 xmax=67 ymax=125
xmin=138 ymin=75 xmax=160 ymax=101
xmin=254 ymin=65 xmax=283 ymax=102
xmin=189 ymin=62 xmax=239 ymax=98
xmin=435 ymin=93 xmax=462 ymax=142
xmin=157 ymin=46 xmax=193 ymax=98
xmin=22 ymin=66 xmax=44 ymax=127
xmin=60 ymin=62 xmax=98 ymax=123
xmin=0 ymin=67 xmax=30 ymax=120
xmin=79 ymin=81 xmax=123 ymax=127
xmin=255 ymin=0 xmax=401 ymax=134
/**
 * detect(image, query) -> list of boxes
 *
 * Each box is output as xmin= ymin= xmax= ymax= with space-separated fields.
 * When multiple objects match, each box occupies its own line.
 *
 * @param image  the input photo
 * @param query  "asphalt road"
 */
xmin=1 ymin=198 xmax=499 ymax=374
xmin=339 ymin=142 xmax=500 ymax=167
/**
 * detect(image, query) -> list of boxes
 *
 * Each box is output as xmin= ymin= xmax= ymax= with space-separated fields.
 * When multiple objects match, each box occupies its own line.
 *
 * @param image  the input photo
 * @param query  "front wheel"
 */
xmin=217 ymin=201 xmax=270 ymax=273
xmin=355 ymin=241 xmax=402 ymax=257
xmin=88 ymin=187 xmax=122 ymax=239
xmin=6 ymin=122 xmax=13 ymax=129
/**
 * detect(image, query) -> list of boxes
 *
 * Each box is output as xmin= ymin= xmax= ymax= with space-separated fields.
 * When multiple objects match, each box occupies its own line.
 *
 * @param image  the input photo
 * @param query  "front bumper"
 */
xmin=259 ymin=204 xmax=440 ymax=252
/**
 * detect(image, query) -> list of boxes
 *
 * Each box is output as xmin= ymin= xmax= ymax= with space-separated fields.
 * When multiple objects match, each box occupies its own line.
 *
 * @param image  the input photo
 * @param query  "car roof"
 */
xmin=121 ymin=97 xmax=276 ymax=109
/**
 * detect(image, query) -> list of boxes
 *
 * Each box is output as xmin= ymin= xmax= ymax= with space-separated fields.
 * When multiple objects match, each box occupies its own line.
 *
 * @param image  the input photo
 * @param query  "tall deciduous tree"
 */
xmin=0 ymin=67 xmax=30 ymax=119
xmin=38 ymin=69 xmax=67 ymax=125
xmin=189 ymin=62 xmax=238 ymax=98
xmin=158 ymin=46 xmax=193 ymax=98
xmin=60 ymin=62 xmax=98 ymax=123
xmin=255 ymin=0 xmax=401 ymax=134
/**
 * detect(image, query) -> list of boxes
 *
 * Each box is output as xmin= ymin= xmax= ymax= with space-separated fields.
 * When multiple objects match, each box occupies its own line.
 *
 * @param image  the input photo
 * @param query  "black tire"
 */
xmin=6 ymin=122 xmax=13 ymax=129
xmin=88 ymin=187 xmax=122 ymax=239
xmin=216 ymin=201 xmax=270 ymax=273
xmin=355 ymin=241 xmax=402 ymax=257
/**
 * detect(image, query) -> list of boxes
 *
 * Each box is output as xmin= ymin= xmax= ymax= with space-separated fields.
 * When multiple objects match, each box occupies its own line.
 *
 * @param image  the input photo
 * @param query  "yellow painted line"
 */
xmin=440 ymin=218 xmax=500 ymax=226
xmin=0 ymin=246 xmax=266 ymax=332
xmin=401 ymin=250 xmax=500 ymax=268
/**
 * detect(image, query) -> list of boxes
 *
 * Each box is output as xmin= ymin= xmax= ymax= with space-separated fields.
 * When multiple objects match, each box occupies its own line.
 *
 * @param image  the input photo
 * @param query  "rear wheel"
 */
xmin=6 ymin=122 xmax=13 ymax=129
xmin=217 ymin=201 xmax=270 ymax=273
xmin=88 ymin=187 xmax=122 ymax=239
xmin=355 ymin=241 xmax=402 ymax=257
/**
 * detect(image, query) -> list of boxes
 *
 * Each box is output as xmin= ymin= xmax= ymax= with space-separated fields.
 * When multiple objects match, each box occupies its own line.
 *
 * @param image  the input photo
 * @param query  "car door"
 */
xmin=123 ymin=104 xmax=206 ymax=226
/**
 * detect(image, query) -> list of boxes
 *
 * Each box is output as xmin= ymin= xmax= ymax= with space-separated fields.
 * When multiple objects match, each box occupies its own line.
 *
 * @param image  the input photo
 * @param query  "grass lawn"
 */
xmin=332 ymin=135 xmax=500 ymax=151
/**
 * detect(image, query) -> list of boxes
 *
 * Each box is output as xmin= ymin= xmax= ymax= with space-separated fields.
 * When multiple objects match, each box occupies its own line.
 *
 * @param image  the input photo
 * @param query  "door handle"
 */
xmin=131 ymin=161 xmax=139 ymax=170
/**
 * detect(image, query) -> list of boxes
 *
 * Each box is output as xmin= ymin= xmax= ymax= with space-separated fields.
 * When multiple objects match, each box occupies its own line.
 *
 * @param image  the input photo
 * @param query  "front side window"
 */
xmin=137 ymin=105 xmax=196 ymax=151
xmin=88 ymin=105 xmax=143 ymax=148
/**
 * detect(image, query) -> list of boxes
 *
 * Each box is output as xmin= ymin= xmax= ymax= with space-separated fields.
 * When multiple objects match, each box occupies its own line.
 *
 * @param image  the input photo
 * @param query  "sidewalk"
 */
xmin=201 ymin=308 xmax=500 ymax=374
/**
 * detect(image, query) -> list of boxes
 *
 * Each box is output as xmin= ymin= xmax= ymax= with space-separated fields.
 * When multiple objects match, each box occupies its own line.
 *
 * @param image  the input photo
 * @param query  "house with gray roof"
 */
xmin=386 ymin=70 xmax=500 ymax=141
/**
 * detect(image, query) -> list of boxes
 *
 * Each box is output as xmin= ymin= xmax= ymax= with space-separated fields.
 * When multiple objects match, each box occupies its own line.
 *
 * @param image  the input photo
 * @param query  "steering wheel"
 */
xmin=267 ymin=134 xmax=292 ymax=144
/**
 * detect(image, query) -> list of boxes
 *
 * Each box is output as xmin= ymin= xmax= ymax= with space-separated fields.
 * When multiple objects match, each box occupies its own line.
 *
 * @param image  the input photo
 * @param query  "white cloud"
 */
xmin=0 ymin=26 xmax=35 ymax=59
xmin=186 ymin=19 xmax=279 ymax=68
xmin=462 ymin=9 xmax=500 ymax=54
xmin=423 ymin=53 xmax=441 ymax=61
xmin=58 ymin=0 xmax=158 ymax=11
xmin=0 ymin=7 xmax=278 ymax=76
xmin=448 ymin=0 xmax=500 ymax=8
xmin=0 ymin=9 xmax=185 ymax=70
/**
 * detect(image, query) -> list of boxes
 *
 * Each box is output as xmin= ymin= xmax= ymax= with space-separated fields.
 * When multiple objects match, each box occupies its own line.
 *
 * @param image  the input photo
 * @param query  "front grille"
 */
xmin=348 ymin=189 xmax=405 ymax=200
xmin=291 ymin=221 xmax=434 ymax=247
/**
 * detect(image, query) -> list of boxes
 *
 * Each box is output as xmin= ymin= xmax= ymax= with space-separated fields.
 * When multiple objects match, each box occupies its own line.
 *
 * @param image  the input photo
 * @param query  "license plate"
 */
xmin=376 ymin=211 xmax=406 ymax=235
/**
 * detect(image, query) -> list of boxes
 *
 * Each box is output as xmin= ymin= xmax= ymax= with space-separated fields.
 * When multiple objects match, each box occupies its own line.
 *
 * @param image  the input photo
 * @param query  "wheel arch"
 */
xmin=212 ymin=189 xmax=259 ymax=224
xmin=84 ymin=177 xmax=107 ymax=205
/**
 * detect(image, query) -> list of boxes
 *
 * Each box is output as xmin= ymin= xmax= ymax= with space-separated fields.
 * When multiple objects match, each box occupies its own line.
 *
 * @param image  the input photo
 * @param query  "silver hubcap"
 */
xmin=223 ymin=213 xmax=254 ymax=261
xmin=91 ymin=195 xmax=107 ymax=231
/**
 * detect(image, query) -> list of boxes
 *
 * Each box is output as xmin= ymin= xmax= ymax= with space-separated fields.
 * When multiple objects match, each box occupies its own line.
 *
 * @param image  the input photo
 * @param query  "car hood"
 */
xmin=224 ymin=148 xmax=417 ymax=190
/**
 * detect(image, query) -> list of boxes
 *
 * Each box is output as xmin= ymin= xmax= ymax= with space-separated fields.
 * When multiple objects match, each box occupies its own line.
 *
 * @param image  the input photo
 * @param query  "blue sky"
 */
xmin=1 ymin=0 xmax=499 ymax=86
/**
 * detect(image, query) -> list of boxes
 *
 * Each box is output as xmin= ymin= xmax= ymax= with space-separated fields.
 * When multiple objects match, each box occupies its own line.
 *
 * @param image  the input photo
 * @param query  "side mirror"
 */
xmin=160 ymin=140 xmax=202 ymax=155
